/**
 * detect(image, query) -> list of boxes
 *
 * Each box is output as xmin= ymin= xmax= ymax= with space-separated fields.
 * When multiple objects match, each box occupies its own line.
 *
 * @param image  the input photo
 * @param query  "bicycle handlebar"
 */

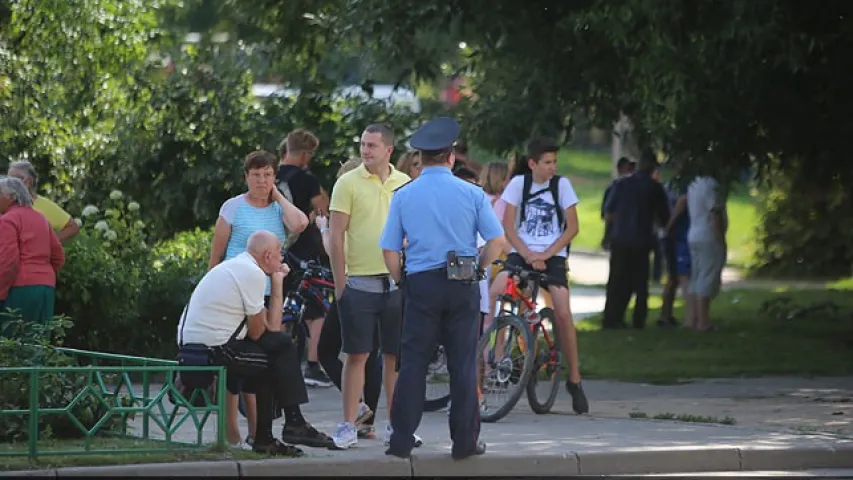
xmin=283 ymin=250 xmax=333 ymax=280
xmin=492 ymin=259 xmax=555 ymax=284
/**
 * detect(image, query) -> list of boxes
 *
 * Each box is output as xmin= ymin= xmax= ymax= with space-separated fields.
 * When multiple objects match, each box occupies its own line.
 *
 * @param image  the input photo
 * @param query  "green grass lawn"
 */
xmin=559 ymin=149 xmax=759 ymax=267
xmin=573 ymin=287 xmax=853 ymax=384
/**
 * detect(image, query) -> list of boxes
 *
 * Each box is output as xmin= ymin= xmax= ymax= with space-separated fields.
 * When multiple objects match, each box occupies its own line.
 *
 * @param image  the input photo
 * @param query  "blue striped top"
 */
xmin=219 ymin=194 xmax=287 ymax=294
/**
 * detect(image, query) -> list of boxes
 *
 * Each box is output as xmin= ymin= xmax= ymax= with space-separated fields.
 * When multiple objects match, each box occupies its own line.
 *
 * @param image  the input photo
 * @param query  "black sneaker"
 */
xmin=566 ymin=381 xmax=589 ymax=414
xmin=452 ymin=441 xmax=487 ymax=460
xmin=281 ymin=422 xmax=334 ymax=449
xmin=252 ymin=438 xmax=304 ymax=457
xmin=303 ymin=364 xmax=333 ymax=388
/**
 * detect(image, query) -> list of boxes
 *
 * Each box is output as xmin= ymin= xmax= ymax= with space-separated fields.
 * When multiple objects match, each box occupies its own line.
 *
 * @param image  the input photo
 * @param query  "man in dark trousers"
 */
xmin=602 ymin=149 xmax=670 ymax=329
xmin=380 ymin=117 xmax=506 ymax=460
xmin=600 ymin=157 xmax=636 ymax=251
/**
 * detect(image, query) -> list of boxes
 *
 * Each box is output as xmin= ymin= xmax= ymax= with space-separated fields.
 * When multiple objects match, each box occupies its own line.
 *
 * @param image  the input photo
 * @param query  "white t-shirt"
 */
xmin=686 ymin=176 xmax=725 ymax=244
xmin=500 ymin=175 xmax=579 ymax=256
xmin=177 ymin=252 xmax=267 ymax=347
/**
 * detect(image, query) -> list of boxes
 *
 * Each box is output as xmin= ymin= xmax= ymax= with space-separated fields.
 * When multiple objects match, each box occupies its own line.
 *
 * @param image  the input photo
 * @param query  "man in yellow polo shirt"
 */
xmin=7 ymin=161 xmax=80 ymax=242
xmin=328 ymin=123 xmax=415 ymax=449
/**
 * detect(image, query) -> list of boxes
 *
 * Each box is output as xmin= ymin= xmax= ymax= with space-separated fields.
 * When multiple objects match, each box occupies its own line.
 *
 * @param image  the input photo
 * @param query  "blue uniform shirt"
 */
xmin=380 ymin=166 xmax=504 ymax=274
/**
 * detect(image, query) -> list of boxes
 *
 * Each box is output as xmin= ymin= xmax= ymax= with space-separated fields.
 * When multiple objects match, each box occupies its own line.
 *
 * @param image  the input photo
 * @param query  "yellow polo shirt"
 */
xmin=330 ymin=164 xmax=410 ymax=276
xmin=33 ymin=196 xmax=71 ymax=231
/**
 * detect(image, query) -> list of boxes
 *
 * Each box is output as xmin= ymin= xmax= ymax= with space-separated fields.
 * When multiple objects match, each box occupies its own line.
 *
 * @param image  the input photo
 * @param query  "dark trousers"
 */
xmin=388 ymin=270 xmax=480 ymax=458
xmin=651 ymin=238 xmax=664 ymax=283
xmin=603 ymin=244 xmax=651 ymax=328
xmin=220 ymin=331 xmax=309 ymax=444
xmin=317 ymin=300 xmax=382 ymax=423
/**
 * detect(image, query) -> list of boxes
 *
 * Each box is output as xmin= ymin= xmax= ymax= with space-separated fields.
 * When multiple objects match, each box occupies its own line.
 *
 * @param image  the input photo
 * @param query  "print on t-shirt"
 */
xmin=523 ymin=196 xmax=559 ymax=237
xmin=501 ymin=175 xmax=580 ymax=257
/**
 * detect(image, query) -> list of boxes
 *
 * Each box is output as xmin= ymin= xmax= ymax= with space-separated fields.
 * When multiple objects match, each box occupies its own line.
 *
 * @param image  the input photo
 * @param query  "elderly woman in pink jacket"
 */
xmin=0 ymin=176 xmax=65 ymax=334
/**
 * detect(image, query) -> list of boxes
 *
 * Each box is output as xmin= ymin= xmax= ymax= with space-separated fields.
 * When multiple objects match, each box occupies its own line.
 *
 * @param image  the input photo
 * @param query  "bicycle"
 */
xmin=477 ymin=259 xmax=563 ymax=423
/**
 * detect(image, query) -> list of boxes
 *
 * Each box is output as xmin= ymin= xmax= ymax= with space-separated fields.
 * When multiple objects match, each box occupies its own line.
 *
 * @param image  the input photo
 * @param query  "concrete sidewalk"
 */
xmin=8 ymin=378 xmax=850 ymax=477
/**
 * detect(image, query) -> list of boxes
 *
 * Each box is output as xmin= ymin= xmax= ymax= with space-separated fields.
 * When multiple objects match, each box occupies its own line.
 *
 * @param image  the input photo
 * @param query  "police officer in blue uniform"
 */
xmin=379 ymin=117 xmax=506 ymax=460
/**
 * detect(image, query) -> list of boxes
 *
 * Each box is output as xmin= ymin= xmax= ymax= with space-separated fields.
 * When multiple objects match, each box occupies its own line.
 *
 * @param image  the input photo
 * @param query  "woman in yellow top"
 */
xmin=7 ymin=161 xmax=80 ymax=242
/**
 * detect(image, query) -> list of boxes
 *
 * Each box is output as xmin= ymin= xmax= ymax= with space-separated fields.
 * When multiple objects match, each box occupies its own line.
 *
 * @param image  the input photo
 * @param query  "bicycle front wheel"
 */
xmin=526 ymin=307 xmax=562 ymax=414
xmin=477 ymin=314 xmax=535 ymax=423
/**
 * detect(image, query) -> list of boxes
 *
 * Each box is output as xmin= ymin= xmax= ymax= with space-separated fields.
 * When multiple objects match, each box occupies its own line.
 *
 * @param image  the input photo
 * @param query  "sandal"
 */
xmin=281 ymin=422 xmax=334 ymax=448
xmin=252 ymin=439 xmax=304 ymax=457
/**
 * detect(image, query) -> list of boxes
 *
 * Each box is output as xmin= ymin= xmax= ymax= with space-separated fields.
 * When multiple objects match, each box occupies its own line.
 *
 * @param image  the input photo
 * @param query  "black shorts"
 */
xmin=503 ymin=252 xmax=569 ymax=289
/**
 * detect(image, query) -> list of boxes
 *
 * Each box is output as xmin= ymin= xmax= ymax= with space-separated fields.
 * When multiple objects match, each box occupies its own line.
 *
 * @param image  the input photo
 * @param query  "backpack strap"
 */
xmin=519 ymin=173 xmax=534 ymax=224
xmin=277 ymin=167 xmax=302 ymax=186
xmin=549 ymin=175 xmax=565 ymax=230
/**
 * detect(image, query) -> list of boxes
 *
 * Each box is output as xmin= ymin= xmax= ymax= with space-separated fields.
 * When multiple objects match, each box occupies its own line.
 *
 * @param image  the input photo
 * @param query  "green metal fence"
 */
xmin=0 ymin=347 xmax=226 ymax=458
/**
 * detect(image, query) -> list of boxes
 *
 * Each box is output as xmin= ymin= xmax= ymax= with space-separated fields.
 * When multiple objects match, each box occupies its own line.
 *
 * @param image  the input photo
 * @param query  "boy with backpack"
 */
xmin=489 ymin=137 xmax=589 ymax=414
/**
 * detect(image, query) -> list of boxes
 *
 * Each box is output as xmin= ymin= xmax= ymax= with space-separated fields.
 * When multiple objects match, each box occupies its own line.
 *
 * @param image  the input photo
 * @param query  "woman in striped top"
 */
xmin=208 ymin=150 xmax=309 ymax=449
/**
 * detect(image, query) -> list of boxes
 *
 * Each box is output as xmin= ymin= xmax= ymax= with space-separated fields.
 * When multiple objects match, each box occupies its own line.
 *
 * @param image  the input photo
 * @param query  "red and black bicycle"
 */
xmin=477 ymin=259 xmax=563 ymax=423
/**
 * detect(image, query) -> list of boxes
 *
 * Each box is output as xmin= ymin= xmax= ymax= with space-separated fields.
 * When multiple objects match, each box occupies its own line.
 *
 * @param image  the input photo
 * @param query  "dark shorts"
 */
xmin=503 ymin=253 xmax=569 ymax=289
xmin=338 ymin=287 xmax=402 ymax=355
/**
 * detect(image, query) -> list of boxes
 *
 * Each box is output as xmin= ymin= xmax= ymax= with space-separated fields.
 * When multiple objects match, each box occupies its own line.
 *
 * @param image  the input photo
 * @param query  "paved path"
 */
xmin=112 ymin=376 xmax=853 ymax=476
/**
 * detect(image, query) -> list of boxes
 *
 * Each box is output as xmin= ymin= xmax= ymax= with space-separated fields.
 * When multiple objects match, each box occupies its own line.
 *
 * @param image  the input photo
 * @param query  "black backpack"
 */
xmin=518 ymin=173 xmax=565 ymax=231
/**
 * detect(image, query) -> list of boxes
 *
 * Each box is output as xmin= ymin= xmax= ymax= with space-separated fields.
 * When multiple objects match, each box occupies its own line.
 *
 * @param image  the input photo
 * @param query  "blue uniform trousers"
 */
xmin=388 ymin=269 xmax=481 ymax=457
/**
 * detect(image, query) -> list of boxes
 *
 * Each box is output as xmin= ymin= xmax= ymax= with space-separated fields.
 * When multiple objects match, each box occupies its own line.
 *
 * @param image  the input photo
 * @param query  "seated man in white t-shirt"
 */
xmin=177 ymin=230 xmax=332 ymax=456
xmin=488 ymin=137 xmax=589 ymax=414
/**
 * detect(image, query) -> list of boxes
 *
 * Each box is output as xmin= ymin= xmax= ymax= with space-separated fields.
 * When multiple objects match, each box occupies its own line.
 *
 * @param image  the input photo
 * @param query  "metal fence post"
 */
xmin=27 ymin=370 xmax=39 ymax=459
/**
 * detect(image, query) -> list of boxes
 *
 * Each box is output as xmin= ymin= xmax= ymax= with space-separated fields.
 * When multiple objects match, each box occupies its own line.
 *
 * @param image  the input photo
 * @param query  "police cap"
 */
xmin=409 ymin=117 xmax=461 ymax=155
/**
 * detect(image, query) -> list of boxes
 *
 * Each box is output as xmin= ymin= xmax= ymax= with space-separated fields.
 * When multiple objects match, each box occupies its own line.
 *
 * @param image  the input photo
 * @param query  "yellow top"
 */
xmin=329 ymin=163 xmax=410 ymax=276
xmin=33 ymin=196 xmax=71 ymax=231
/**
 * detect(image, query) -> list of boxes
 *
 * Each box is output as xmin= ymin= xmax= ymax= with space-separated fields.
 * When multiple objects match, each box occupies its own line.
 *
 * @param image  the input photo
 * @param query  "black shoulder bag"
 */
xmin=217 ymin=318 xmax=270 ymax=377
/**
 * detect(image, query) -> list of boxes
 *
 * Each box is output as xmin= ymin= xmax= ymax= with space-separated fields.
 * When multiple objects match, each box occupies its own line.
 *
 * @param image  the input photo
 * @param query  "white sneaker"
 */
xmin=229 ymin=440 xmax=252 ymax=451
xmin=331 ymin=421 xmax=358 ymax=450
xmin=383 ymin=422 xmax=423 ymax=448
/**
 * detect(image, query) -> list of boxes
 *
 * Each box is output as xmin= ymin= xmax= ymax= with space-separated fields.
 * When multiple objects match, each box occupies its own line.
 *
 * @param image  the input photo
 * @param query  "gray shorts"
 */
xmin=688 ymin=240 xmax=726 ymax=298
xmin=338 ymin=282 xmax=402 ymax=355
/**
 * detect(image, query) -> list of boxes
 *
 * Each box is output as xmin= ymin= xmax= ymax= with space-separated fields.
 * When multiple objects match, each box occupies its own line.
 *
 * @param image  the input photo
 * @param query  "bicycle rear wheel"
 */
xmin=477 ymin=314 xmax=535 ymax=423
xmin=526 ymin=307 xmax=562 ymax=414
xmin=423 ymin=345 xmax=451 ymax=412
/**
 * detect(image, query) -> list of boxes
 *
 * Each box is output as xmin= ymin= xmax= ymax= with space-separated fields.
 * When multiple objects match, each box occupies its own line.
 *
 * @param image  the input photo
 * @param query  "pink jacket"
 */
xmin=0 ymin=205 xmax=65 ymax=300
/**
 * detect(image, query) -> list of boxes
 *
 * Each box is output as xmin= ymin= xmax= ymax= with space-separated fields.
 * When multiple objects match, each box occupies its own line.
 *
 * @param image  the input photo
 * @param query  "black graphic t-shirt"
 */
xmin=277 ymin=165 xmax=324 ymax=260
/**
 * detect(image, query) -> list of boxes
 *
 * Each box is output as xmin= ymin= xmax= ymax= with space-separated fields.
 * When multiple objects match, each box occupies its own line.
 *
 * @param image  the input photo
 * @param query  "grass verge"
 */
xmin=574 ymin=287 xmax=853 ymax=384
xmin=0 ymin=437 xmax=265 ymax=471
xmin=559 ymin=149 xmax=759 ymax=267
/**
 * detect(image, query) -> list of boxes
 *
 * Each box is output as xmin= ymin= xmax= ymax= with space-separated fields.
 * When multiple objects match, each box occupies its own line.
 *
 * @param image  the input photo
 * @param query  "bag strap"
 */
xmin=178 ymin=299 xmax=191 ymax=346
xmin=230 ymin=318 xmax=248 ymax=342
xmin=549 ymin=175 xmax=565 ymax=230
xmin=276 ymin=167 xmax=302 ymax=190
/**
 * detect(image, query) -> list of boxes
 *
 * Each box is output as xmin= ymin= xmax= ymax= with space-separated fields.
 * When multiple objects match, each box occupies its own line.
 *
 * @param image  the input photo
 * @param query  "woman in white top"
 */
xmin=685 ymin=175 xmax=728 ymax=331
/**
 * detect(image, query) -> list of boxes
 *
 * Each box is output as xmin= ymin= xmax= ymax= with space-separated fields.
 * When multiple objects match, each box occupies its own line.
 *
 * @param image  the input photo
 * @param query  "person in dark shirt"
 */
xmin=602 ymin=150 xmax=670 ymax=329
xmin=600 ymin=157 xmax=636 ymax=251
xmin=276 ymin=129 xmax=333 ymax=388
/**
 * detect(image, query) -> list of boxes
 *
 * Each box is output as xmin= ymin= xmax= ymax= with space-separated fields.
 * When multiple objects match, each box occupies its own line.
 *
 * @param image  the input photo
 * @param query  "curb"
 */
xmin=3 ymin=444 xmax=852 ymax=477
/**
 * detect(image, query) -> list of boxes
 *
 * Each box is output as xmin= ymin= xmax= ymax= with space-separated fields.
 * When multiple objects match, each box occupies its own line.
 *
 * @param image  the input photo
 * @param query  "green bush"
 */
xmin=0 ymin=316 xmax=130 ymax=442
xmin=137 ymin=228 xmax=213 ymax=359
xmin=55 ymin=192 xmax=150 ymax=355
xmin=752 ymin=167 xmax=853 ymax=279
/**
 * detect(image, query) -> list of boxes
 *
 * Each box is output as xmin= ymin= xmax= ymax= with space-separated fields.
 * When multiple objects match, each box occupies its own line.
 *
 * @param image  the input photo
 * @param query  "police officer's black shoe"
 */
xmin=384 ymin=447 xmax=411 ymax=459
xmin=566 ymin=380 xmax=589 ymax=414
xmin=451 ymin=441 xmax=486 ymax=460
